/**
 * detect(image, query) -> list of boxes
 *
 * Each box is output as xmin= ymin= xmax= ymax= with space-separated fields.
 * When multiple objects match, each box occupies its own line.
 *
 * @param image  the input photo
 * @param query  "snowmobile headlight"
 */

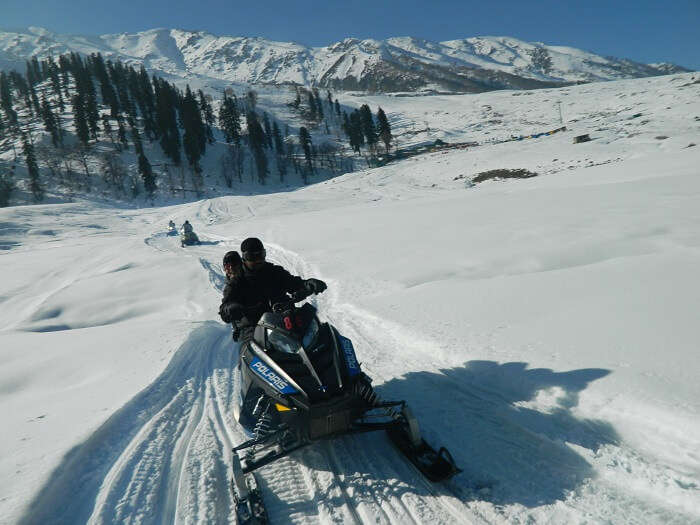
xmin=302 ymin=318 xmax=320 ymax=348
xmin=267 ymin=328 xmax=301 ymax=354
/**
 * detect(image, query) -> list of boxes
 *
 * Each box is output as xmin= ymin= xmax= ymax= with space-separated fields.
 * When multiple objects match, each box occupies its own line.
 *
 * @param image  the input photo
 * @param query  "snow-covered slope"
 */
xmin=0 ymin=27 xmax=691 ymax=93
xmin=1 ymin=73 xmax=699 ymax=524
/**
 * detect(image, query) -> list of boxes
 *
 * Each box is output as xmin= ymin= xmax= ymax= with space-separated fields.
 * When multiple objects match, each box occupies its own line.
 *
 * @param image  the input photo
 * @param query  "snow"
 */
xmin=2 ymin=72 xmax=700 ymax=523
xmin=0 ymin=27 xmax=689 ymax=90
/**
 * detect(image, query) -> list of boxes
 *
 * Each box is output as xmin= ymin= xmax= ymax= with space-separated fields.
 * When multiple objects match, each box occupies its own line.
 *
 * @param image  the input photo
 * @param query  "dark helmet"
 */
xmin=223 ymin=250 xmax=242 ymax=266
xmin=241 ymin=237 xmax=265 ymax=262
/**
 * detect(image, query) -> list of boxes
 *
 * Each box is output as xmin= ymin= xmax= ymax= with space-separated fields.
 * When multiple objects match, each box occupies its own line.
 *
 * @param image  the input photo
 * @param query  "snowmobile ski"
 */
xmin=231 ymin=454 xmax=268 ymax=524
xmin=387 ymin=421 xmax=461 ymax=482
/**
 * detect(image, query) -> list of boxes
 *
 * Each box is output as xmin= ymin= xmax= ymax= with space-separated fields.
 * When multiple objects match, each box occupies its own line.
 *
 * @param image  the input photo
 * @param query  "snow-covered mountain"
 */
xmin=0 ymin=26 xmax=691 ymax=93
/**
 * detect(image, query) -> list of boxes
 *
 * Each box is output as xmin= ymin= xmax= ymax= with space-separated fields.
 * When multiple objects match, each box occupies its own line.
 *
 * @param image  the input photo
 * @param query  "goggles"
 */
xmin=242 ymin=249 xmax=266 ymax=262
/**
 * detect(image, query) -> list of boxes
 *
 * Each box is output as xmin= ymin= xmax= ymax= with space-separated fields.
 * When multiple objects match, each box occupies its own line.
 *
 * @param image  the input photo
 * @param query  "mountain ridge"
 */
xmin=0 ymin=26 xmax=691 ymax=93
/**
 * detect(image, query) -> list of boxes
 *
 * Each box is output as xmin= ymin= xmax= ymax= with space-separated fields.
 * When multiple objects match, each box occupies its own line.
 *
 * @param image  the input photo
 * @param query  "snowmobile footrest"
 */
xmin=243 ymin=441 xmax=310 ymax=473
xmin=387 ymin=425 xmax=462 ymax=482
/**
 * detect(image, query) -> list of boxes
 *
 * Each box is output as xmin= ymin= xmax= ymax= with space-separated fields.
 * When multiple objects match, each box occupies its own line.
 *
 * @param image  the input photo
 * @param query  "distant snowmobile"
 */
xmin=180 ymin=221 xmax=200 ymax=247
xmin=167 ymin=220 xmax=177 ymax=236
xmin=230 ymin=290 xmax=460 ymax=523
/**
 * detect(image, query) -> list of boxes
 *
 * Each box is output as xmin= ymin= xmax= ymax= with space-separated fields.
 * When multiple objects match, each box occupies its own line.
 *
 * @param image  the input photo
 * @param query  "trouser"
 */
xmin=233 ymin=325 xmax=255 ymax=344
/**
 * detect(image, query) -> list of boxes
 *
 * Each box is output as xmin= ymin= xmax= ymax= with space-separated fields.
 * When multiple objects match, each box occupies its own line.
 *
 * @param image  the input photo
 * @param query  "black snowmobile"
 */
xmin=180 ymin=226 xmax=200 ymax=247
xmin=230 ymin=290 xmax=461 ymax=524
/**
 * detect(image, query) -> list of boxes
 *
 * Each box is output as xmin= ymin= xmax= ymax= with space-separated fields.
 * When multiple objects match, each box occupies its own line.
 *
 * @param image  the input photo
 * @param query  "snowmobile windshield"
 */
xmin=267 ymin=328 xmax=301 ymax=355
xmin=302 ymin=317 xmax=320 ymax=348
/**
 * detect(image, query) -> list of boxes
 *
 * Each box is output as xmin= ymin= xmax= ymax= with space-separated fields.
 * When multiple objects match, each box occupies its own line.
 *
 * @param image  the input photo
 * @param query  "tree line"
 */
xmin=0 ymin=52 xmax=219 ymax=203
xmin=286 ymin=85 xmax=393 ymax=169
xmin=0 ymin=51 xmax=395 ymax=207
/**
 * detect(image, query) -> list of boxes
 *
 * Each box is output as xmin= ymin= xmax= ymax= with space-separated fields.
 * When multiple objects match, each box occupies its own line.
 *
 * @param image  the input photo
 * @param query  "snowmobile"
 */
xmin=167 ymin=222 xmax=178 ymax=236
xmin=230 ymin=290 xmax=461 ymax=524
xmin=180 ymin=228 xmax=200 ymax=247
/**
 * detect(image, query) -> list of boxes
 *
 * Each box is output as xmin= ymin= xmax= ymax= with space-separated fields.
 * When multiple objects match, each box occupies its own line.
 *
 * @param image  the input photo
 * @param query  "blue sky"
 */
xmin=2 ymin=0 xmax=699 ymax=69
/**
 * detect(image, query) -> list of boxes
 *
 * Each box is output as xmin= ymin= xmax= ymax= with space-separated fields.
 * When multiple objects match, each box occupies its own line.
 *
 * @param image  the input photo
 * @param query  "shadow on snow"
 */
xmin=374 ymin=361 xmax=616 ymax=507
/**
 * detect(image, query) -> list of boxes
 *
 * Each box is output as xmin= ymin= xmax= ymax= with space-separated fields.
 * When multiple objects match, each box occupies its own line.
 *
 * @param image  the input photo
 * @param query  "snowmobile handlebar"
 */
xmin=271 ymin=289 xmax=312 ymax=313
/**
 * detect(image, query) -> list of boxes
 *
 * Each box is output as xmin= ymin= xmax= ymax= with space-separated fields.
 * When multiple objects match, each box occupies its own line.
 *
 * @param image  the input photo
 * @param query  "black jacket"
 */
xmin=219 ymin=262 xmax=305 ymax=326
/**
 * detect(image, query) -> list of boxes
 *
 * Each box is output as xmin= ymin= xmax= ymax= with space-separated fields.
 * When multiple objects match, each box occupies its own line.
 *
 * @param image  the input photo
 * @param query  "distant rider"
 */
xmin=219 ymin=237 xmax=327 ymax=342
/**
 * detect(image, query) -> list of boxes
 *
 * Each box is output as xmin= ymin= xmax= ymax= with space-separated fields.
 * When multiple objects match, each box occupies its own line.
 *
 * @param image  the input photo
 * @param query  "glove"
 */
xmin=304 ymin=278 xmax=327 ymax=295
xmin=220 ymin=302 xmax=244 ymax=323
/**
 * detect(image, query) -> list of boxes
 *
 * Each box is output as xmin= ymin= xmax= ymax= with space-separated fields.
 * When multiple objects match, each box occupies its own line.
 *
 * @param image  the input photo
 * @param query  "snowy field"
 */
xmin=1 ymin=73 xmax=700 ymax=524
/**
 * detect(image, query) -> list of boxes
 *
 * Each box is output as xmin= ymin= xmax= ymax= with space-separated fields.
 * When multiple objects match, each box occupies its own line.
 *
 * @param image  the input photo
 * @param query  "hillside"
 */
xmin=0 ymin=51 xmax=367 ymax=208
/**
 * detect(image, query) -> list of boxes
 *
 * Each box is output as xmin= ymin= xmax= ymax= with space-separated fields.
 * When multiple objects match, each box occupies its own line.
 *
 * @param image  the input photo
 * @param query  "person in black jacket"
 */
xmin=219 ymin=238 xmax=326 ymax=341
xmin=222 ymin=250 xmax=243 ymax=281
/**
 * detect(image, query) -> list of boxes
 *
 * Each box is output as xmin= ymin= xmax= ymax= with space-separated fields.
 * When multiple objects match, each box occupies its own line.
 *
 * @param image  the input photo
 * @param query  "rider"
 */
xmin=182 ymin=220 xmax=193 ymax=234
xmin=222 ymin=250 xmax=243 ymax=281
xmin=219 ymin=237 xmax=327 ymax=341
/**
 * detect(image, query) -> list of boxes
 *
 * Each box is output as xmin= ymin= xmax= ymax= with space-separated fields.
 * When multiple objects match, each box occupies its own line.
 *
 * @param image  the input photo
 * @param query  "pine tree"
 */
xmin=198 ymin=90 xmax=215 ymax=144
xmin=272 ymin=121 xmax=284 ymax=152
xmin=30 ymin=57 xmax=42 ymax=84
xmin=46 ymin=57 xmax=65 ymax=112
xmin=359 ymin=104 xmax=377 ymax=148
xmin=25 ymin=59 xmax=37 ymax=86
xmin=307 ymin=91 xmax=317 ymax=121
xmin=262 ymin=112 xmax=273 ymax=148
xmin=246 ymin=111 xmax=268 ymax=183
xmin=130 ymin=124 xmax=144 ymax=156
xmin=181 ymin=85 xmax=206 ymax=170
xmin=117 ymin=116 xmax=129 ymax=151
xmin=246 ymin=89 xmax=257 ymax=110
xmin=92 ymin=53 xmax=120 ymax=117
xmin=0 ymin=162 xmax=15 ymax=207
xmin=58 ymin=55 xmax=71 ymax=98
xmin=313 ymin=88 xmax=324 ymax=120
xmin=345 ymin=110 xmax=365 ymax=153
xmin=22 ymin=133 xmax=43 ymax=202
xmin=29 ymin=83 xmax=41 ymax=116
xmin=72 ymin=94 xmax=91 ymax=147
xmin=272 ymin=121 xmax=287 ymax=181
xmin=334 ymin=99 xmax=341 ymax=116
xmin=153 ymin=78 xmax=181 ymax=165
xmin=110 ymin=60 xmax=135 ymax=118
xmin=219 ymin=94 xmax=241 ymax=145
xmin=127 ymin=67 xmax=146 ymax=119
xmin=139 ymin=152 xmax=156 ymax=198
xmin=40 ymin=96 xmax=61 ymax=147
xmin=299 ymin=126 xmax=313 ymax=176
xmin=376 ymin=107 xmax=392 ymax=153
xmin=11 ymin=72 xmax=35 ymax=118
xmin=102 ymin=114 xmax=115 ymax=147
xmin=0 ymin=71 xmax=18 ymax=125
xmin=138 ymin=66 xmax=156 ymax=139
xmin=71 ymin=55 xmax=100 ymax=138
